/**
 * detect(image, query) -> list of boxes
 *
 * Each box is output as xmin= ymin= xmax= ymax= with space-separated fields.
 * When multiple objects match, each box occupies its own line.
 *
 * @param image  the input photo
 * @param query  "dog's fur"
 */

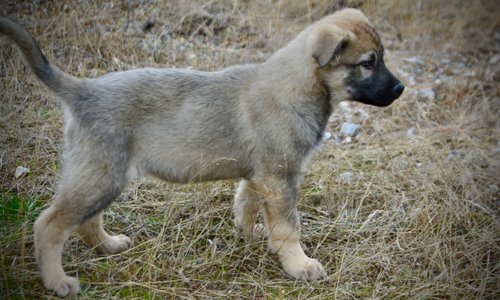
xmin=0 ymin=9 xmax=404 ymax=296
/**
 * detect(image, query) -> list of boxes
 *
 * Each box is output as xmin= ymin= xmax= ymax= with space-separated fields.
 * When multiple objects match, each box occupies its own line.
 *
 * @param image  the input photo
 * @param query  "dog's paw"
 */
xmin=235 ymin=223 xmax=266 ymax=242
xmin=44 ymin=275 xmax=81 ymax=297
xmin=252 ymin=223 xmax=265 ymax=239
xmin=100 ymin=234 xmax=132 ymax=254
xmin=282 ymin=257 xmax=327 ymax=281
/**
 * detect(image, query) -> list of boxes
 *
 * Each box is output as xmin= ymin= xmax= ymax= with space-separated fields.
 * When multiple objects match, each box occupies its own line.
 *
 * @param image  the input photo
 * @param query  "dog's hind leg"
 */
xmin=77 ymin=211 xmax=132 ymax=254
xmin=34 ymin=154 xmax=127 ymax=297
xmin=233 ymin=180 xmax=264 ymax=241
xmin=256 ymin=177 xmax=327 ymax=281
xmin=34 ymin=204 xmax=81 ymax=297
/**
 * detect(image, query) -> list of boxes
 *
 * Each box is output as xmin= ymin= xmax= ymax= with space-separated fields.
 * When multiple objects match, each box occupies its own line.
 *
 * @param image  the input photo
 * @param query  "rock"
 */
xmin=15 ymin=166 xmax=30 ymax=178
xmin=340 ymin=122 xmax=361 ymax=136
xmin=489 ymin=54 xmax=500 ymax=65
xmin=404 ymin=56 xmax=425 ymax=66
xmin=362 ymin=210 xmax=384 ymax=226
xmin=446 ymin=150 xmax=462 ymax=161
xmin=418 ymin=88 xmax=435 ymax=100
xmin=397 ymin=68 xmax=416 ymax=86
xmin=406 ymin=127 xmax=417 ymax=137
xmin=337 ymin=172 xmax=354 ymax=183
xmin=495 ymin=31 xmax=500 ymax=41
xmin=142 ymin=19 xmax=156 ymax=33
xmin=464 ymin=70 xmax=476 ymax=77
xmin=338 ymin=101 xmax=352 ymax=113
xmin=322 ymin=131 xmax=332 ymax=141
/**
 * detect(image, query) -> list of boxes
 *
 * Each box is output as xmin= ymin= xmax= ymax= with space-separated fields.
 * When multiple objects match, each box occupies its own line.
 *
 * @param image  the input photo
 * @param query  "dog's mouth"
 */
xmin=347 ymin=85 xmax=404 ymax=107
xmin=346 ymin=68 xmax=405 ymax=107
xmin=367 ymin=81 xmax=405 ymax=107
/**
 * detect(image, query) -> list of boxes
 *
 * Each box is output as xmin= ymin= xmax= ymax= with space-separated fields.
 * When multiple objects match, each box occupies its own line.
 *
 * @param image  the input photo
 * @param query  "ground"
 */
xmin=0 ymin=0 xmax=499 ymax=299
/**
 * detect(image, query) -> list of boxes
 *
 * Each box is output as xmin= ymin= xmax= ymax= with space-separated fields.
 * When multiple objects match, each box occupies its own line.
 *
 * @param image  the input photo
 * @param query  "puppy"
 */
xmin=0 ymin=8 xmax=404 ymax=296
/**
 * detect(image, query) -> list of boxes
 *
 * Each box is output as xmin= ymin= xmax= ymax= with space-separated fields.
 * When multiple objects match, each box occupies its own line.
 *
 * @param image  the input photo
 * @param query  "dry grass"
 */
xmin=1 ymin=0 xmax=499 ymax=299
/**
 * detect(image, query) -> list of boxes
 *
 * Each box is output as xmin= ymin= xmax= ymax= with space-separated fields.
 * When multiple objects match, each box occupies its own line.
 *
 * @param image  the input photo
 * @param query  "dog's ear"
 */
xmin=312 ymin=30 xmax=349 ymax=68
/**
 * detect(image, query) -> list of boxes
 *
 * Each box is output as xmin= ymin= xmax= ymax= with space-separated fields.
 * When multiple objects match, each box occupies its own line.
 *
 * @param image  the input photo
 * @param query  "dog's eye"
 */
xmin=360 ymin=57 xmax=375 ymax=69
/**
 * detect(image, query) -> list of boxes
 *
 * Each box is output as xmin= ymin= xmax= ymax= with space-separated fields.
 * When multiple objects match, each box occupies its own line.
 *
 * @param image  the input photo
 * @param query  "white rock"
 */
xmin=340 ymin=122 xmax=361 ymax=136
xmin=419 ymin=88 xmax=435 ymax=100
xmin=338 ymin=101 xmax=352 ymax=113
xmin=343 ymin=136 xmax=353 ymax=144
xmin=363 ymin=210 xmax=384 ymax=224
xmin=410 ymin=208 xmax=423 ymax=218
xmin=446 ymin=150 xmax=466 ymax=161
xmin=15 ymin=166 xmax=30 ymax=178
xmin=397 ymin=69 xmax=416 ymax=86
xmin=337 ymin=172 xmax=354 ymax=183
xmin=404 ymin=56 xmax=425 ymax=65
xmin=464 ymin=70 xmax=476 ymax=77
xmin=322 ymin=131 xmax=332 ymax=141
xmin=489 ymin=54 xmax=500 ymax=65
xmin=406 ymin=127 xmax=417 ymax=137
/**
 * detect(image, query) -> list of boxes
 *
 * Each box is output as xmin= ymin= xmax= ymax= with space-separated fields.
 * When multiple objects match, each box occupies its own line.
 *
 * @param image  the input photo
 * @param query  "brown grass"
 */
xmin=1 ymin=0 xmax=499 ymax=299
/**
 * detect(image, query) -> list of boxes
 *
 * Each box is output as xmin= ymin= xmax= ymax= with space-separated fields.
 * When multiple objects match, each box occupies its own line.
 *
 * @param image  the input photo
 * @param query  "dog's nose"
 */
xmin=393 ymin=82 xmax=405 ymax=96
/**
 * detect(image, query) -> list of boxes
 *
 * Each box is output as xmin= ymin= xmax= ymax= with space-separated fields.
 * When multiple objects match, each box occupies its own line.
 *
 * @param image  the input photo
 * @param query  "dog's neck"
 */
xmin=255 ymin=51 xmax=332 ymax=151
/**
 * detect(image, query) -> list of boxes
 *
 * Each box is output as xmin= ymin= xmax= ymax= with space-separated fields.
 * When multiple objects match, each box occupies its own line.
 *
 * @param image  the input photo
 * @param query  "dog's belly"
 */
xmin=139 ymin=155 xmax=252 ymax=183
xmin=131 ymin=114 xmax=255 ymax=183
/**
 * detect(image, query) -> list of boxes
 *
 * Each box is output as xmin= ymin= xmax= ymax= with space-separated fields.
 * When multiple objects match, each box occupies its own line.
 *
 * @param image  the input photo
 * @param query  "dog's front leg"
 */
xmin=233 ymin=180 xmax=265 ymax=241
xmin=258 ymin=178 xmax=327 ymax=281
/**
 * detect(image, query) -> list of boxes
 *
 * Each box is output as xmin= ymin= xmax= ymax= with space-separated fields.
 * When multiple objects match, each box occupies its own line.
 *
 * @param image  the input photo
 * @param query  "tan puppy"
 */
xmin=0 ymin=8 xmax=403 ymax=296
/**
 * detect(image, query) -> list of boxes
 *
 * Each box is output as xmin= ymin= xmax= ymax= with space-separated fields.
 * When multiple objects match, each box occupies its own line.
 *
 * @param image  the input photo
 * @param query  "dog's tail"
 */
xmin=0 ymin=16 xmax=81 ymax=97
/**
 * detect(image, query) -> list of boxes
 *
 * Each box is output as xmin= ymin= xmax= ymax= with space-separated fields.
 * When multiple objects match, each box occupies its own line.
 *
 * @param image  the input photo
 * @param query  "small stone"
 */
xmin=363 ymin=210 xmax=384 ymax=225
xmin=419 ymin=88 xmax=435 ymax=100
xmin=489 ymin=54 xmax=500 ymax=65
xmin=142 ymin=19 xmax=156 ymax=33
xmin=404 ymin=56 xmax=425 ymax=65
xmin=495 ymin=32 xmax=500 ymax=41
xmin=343 ymin=136 xmax=353 ymax=144
xmin=322 ymin=131 xmax=332 ymax=141
xmin=15 ymin=166 xmax=30 ymax=178
xmin=340 ymin=123 xmax=361 ymax=136
xmin=464 ymin=70 xmax=476 ymax=77
xmin=407 ymin=127 xmax=417 ymax=137
xmin=410 ymin=208 xmax=423 ymax=218
xmin=446 ymin=150 xmax=466 ymax=161
xmin=338 ymin=101 xmax=352 ymax=113
xmin=337 ymin=172 xmax=354 ymax=183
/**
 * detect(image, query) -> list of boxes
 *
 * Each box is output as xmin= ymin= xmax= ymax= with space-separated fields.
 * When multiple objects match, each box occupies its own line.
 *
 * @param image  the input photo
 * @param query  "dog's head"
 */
xmin=311 ymin=8 xmax=404 ymax=107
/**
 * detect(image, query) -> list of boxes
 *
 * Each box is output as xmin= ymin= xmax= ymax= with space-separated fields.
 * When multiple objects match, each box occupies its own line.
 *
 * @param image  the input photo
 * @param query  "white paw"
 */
xmin=44 ymin=275 xmax=81 ymax=297
xmin=282 ymin=257 xmax=327 ymax=281
xmin=100 ymin=234 xmax=132 ymax=254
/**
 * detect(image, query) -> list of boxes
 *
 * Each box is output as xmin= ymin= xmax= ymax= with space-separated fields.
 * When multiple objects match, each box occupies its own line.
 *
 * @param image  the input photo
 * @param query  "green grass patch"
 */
xmin=0 ymin=193 xmax=44 ymax=225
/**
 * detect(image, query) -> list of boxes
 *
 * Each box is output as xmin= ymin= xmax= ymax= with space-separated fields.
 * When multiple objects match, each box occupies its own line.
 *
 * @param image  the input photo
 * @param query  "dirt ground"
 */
xmin=0 ymin=0 xmax=499 ymax=299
